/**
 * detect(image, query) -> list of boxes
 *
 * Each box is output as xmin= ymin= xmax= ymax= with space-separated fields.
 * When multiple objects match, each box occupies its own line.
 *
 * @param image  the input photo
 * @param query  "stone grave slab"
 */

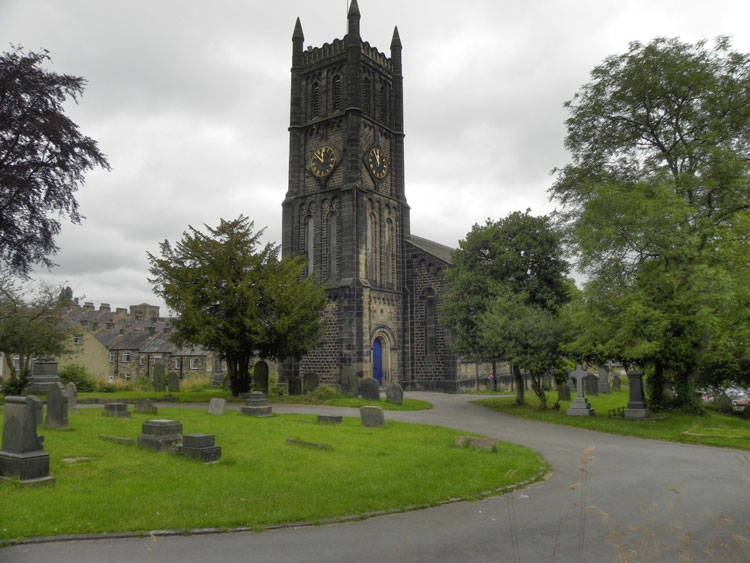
xmin=340 ymin=366 xmax=358 ymax=397
xmin=253 ymin=361 xmax=270 ymax=394
xmin=137 ymin=419 xmax=183 ymax=452
xmin=167 ymin=372 xmax=180 ymax=393
xmin=360 ymin=406 xmax=385 ymax=428
xmin=303 ymin=372 xmax=319 ymax=394
xmin=318 ymin=415 xmax=342 ymax=424
xmin=135 ymin=398 xmax=158 ymax=414
xmin=178 ymin=433 xmax=221 ymax=463
xmin=241 ymin=392 xmax=272 ymax=417
xmin=153 ymin=362 xmax=166 ymax=392
xmin=65 ymin=382 xmax=78 ymax=414
xmin=566 ymin=365 xmax=595 ymax=416
xmin=360 ymin=378 xmax=380 ymax=401
xmin=26 ymin=357 xmax=61 ymax=395
xmin=102 ymin=402 xmax=131 ymax=418
xmin=598 ymin=367 xmax=611 ymax=394
xmin=385 ymin=383 xmax=403 ymax=405
xmin=45 ymin=382 xmax=69 ymax=429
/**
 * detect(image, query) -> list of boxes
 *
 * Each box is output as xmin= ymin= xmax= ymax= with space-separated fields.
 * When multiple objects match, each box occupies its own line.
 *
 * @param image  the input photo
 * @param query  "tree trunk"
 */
xmin=647 ymin=361 xmax=666 ymax=409
xmin=674 ymin=365 xmax=702 ymax=414
xmin=227 ymin=351 xmax=252 ymax=397
xmin=513 ymin=364 xmax=525 ymax=405
xmin=530 ymin=371 xmax=547 ymax=410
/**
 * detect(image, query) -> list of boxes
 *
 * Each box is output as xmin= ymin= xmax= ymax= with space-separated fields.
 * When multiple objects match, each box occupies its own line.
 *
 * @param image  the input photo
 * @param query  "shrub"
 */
xmin=58 ymin=364 xmax=98 ymax=392
xmin=310 ymin=384 xmax=341 ymax=401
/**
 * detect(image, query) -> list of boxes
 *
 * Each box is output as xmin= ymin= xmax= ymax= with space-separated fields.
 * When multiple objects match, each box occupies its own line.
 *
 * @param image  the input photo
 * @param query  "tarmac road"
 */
xmin=3 ymin=392 xmax=748 ymax=562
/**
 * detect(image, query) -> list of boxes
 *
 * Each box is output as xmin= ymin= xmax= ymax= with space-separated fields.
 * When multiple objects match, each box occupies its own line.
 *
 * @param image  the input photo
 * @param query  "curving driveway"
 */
xmin=4 ymin=392 xmax=748 ymax=562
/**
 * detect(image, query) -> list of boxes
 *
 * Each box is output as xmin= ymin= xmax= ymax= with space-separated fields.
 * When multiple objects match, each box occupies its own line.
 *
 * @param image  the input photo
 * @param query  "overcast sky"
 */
xmin=3 ymin=0 xmax=750 ymax=313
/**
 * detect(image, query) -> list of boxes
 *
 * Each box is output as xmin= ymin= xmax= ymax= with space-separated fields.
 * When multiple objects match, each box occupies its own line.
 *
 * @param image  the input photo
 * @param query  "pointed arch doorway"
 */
xmin=373 ymin=338 xmax=383 ymax=385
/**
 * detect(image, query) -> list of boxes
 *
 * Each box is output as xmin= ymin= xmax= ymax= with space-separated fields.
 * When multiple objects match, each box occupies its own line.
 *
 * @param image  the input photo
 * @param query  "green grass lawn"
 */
xmin=473 ymin=390 xmax=750 ymax=450
xmin=76 ymin=389 xmax=432 ymax=411
xmin=0 ymin=407 xmax=543 ymax=541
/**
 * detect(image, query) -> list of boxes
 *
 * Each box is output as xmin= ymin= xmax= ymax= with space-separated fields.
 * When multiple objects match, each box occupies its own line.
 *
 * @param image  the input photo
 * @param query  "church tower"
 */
xmin=281 ymin=1 xmax=409 ymax=386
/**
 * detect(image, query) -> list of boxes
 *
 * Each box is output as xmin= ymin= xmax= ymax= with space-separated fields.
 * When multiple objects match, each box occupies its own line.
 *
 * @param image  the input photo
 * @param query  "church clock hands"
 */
xmin=367 ymin=146 xmax=389 ymax=179
xmin=310 ymin=146 xmax=336 ymax=178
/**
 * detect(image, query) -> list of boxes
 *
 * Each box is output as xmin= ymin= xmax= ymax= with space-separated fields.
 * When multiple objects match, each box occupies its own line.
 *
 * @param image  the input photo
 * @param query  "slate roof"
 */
xmin=406 ymin=234 xmax=456 ymax=265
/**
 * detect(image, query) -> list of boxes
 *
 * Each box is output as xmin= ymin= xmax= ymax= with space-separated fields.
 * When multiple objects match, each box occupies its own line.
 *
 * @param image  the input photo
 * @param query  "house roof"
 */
xmin=406 ymin=234 xmax=456 ymax=265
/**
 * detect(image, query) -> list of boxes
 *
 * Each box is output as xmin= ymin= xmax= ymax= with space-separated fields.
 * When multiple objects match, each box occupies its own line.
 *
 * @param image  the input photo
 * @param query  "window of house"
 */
xmin=174 ymin=358 xmax=181 ymax=369
xmin=74 ymin=335 xmax=83 ymax=345
xmin=139 ymin=355 xmax=145 ymax=366
xmin=109 ymin=352 xmax=114 ymax=363
xmin=190 ymin=358 xmax=200 ymax=370
xmin=122 ymin=352 xmax=131 ymax=363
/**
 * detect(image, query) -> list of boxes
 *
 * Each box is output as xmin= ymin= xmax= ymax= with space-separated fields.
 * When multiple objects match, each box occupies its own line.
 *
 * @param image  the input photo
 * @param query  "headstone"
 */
xmin=178 ymin=433 xmax=221 ymax=463
xmin=303 ymin=372 xmax=319 ymax=394
xmin=241 ymin=392 xmax=273 ymax=417
xmin=385 ymin=382 xmax=403 ymax=405
xmin=624 ymin=370 xmax=650 ymax=419
xmin=135 ymin=398 xmax=158 ymax=414
xmin=288 ymin=376 xmax=302 ymax=396
xmin=102 ymin=402 xmax=131 ymax=418
xmin=45 ymin=382 xmax=69 ymax=429
xmin=0 ymin=396 xmax=55 ymax=485
xmin=611 ymin=374 xmax=622 ymax=392
xmin=360 ymin=377 xmax=380 ymax=401
xmin=25 ymin=357 xmax=62 ymax=395
xmin=153 ymin=362 xmax=166 ymax=392
xmin=557 ymin=382 xmax=571 ymax=401
xmin=167 ymin=372 xmax=180 ymax=393
xmin=28 ymin=395 xmax=44 ymax=426
xmin=318 ymin=415 xmax=342 ymax=424
xmin=566 ymin=365 xmax=595 ymax=416
xmin=360 ymin=406 xmax=385 ymax=428
xmin=253 ymin=361 xmax=270 ymax=394
xmin=584 ymin=373 xmax=599 ymax=396
xmin=211 ymin=357 xmax=224 ymax=388
xmin=207 ymin=398 xmax=226 ymax=415
xmin=717 ymin=393 xmax=733 ymax=414
xmin=137 ymin=419 xmax=183 ymax=452
xmin=65 ymin=382 xmax=78 ymax=414
xmin=340 ymin=366 xmax=358 ymax=397
xmin=597 ymin=367 xmax=611 ymax=394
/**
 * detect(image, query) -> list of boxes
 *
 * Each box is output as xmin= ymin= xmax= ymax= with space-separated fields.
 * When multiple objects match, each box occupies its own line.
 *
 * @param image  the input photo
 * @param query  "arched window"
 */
xmin=378 ymin=81 xmax=388 ymax=122
xmin=361 ymin=76 xmax=370 ymax=115
xmin=424 ymin=288 xmax=436 ymax=356
xmin=311 ymin=82 xmax=320 ymax=118
xmin=332 ymin=75 xmax=342 ymax=111
xmin=327 ymin=212 xmax=338 ymax=281
xmin=384 ymin=219 xmax=394 ymax=285
xmin=367 ymin=213 xmax=377 ymax=281
xmin=305 ymin=216 xmax=315 ymax=277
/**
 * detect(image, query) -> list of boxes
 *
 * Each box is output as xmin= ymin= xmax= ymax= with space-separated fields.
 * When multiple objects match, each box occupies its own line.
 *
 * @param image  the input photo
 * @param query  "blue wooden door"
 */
xmin=373 ymin=338 xmax=383 ymax=385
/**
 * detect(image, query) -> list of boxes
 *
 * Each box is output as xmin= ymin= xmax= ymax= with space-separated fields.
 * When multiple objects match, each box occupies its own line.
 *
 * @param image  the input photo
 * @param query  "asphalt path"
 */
xmin=3 ymin=392 xmax=748 ymax=562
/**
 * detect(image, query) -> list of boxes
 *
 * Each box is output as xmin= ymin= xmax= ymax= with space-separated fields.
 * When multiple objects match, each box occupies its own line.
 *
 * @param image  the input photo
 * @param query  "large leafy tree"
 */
xmin=551 ymin=37 xmax=750 ymax=411
xmin=441 ymin=211 xmax=570 ymax=405
xmin=0 ymin=46 xmax=110 ymax=276
xmin=0 ymin=271 xmax=74 ymax=394
xmin=147 ymin=216 xmax=327 ymax=396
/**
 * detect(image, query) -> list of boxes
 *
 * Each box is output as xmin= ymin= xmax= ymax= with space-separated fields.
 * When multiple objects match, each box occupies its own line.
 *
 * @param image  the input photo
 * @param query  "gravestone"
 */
xmin=137 ymin=419 xmax=183 ymax=452
xmin=624 ymin=370 xmax=650 ymax=419
xmin=28 ymin=395 xmax=44 ymax=426
xmin=211 ymin=357 xmax=224 ymax=388
xmin=360 ymin=377 xmax=380 ymax=401
xmin=360 ymin=406 xmax=385 ymax=428
xmin=102 ymin=403 xmax=131 ymax=418
xmin=385 ymin=383 xmax=403 ymax=405
xmin=584 ymin=373 xmax=599 ymax=396
xmin=167 ymin=372 xmax=180 ymax=393
xmin=253 ymin=361 xmax=269 ymax=394
xmin=207 ymin=398 xmax=226 ymax=415
xmin=717 ymin=393 xmax=733 ymax=414
xmin=241 ymin=392 xmax=273 ymax=417
xmin=340 ymin=366 xmax=358 ymax=397
xmin=0 ymin=396 xmax=55 ymax=485
xmin=557 ymin=382 xmax=571 ymax=402
xmin=25 ymin=357 xmax=61 ymax=395
xmin=153 ymin=362 xmax=166 ymax=392
xmin=45 ymin=383 xmax=69 ymax=429
xmin=318 ymin=415 xmax=342 ymax=424
xmin=611 ymin=374 xmax=622 ymax=392
xmin=288 ymin=376 xmax=302 ymax=396
xmin=303 ymin=372 xmax=319 ymax=394
xmin=65 ymin=382 xmax=78 ymax=414
xmin=135 ymin=398 xmax=158 ymax=414
xmin=598 ymin=367 xmax=611 ymax=394
xmin=178 ymin=433 xmax=221 ymax=463
xmin=566 ymin=365 xmax=595 ymax=416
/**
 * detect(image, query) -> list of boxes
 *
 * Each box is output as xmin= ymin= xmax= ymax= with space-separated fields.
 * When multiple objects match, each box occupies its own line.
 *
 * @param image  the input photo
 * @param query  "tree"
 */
xmin=0 ymin=46 xmax=110 ymax=277
xmin=551 ymin=37 xmax=750 ymax=411
xmin=0 ymin=271 xmax=74 ymax=394
xmin=147 ymin=216 xmax=327 ymax=396
xmin=441 ymin=211 xmax=570 ymax=405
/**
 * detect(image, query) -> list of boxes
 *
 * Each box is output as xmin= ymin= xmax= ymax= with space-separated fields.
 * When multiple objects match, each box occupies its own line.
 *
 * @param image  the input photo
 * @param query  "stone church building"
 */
xmin=281 ymin=1 xmax=470 ymax=392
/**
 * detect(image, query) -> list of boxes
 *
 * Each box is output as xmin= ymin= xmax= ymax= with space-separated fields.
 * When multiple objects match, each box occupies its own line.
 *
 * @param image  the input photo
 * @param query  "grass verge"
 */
xmin=0 ymin=406 xmax=543 ymax=540
xmin=473 ymin=390 xmax=750 ymax=450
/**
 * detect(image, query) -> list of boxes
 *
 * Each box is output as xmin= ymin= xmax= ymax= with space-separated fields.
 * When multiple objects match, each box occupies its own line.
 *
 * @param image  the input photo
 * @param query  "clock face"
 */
xmin=310 ymin=146 xmax=336 ymax=178
xmin=367 ymin=146 xmax=389 ymax=179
